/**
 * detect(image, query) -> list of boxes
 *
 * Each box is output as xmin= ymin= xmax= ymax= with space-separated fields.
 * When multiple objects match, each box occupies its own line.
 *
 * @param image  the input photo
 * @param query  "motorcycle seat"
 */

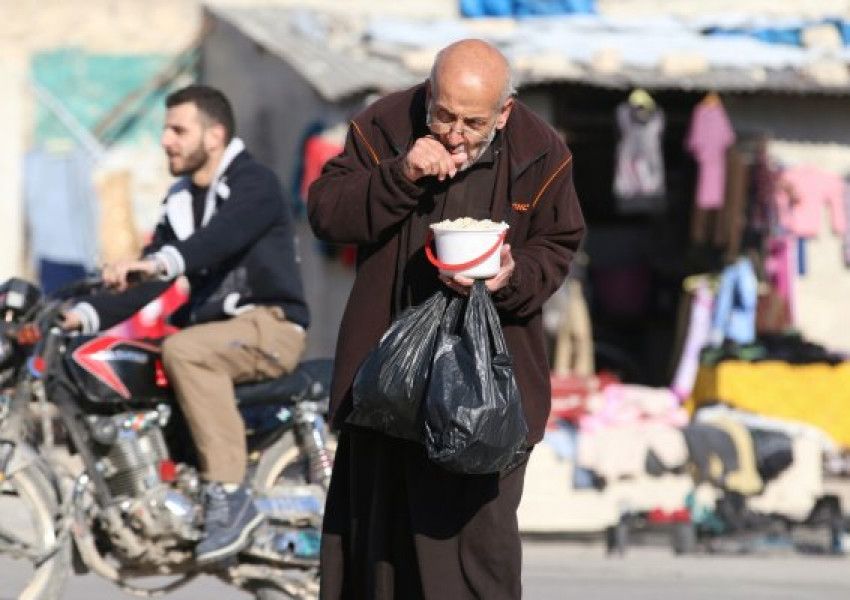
xmin=234 ymin=358 xmax=333 ymax=408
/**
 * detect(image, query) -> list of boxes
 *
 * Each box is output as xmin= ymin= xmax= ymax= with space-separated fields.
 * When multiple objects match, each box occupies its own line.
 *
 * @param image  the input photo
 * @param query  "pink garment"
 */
xmin=774 ymin=165 xmax=846 ymax=237
xmin=764 ymin=236 xmax=796 ymax=325
xmin=578 ymin=383 xmax=689 ymax=434
xmin=686 ymin=101 xmax=736 ymax=209
xmin=670 ymin=281 xmax=713 ymax=401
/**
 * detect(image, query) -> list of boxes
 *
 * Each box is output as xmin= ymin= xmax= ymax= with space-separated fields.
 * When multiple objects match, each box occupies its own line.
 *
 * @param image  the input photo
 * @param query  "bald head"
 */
xmin=425 ymin=39 xmax=516 ymax=170
xmin=430 ymin=39 xmax=516 ymax=110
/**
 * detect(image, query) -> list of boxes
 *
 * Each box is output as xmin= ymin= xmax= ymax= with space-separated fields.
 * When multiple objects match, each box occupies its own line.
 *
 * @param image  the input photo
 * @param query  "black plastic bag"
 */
xmin=347 ymin=290 xmax=449 ymax=441
xmin=424 ymin=280 xmax=528 ymax=474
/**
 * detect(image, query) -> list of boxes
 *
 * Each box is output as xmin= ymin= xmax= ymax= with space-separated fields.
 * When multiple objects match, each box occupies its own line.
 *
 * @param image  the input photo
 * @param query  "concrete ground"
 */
xmin=3 ymin=539 xmax=850 ymax=599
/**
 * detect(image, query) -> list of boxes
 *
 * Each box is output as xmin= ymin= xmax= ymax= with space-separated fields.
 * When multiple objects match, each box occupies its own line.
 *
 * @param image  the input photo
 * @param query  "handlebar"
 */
xmin=48 ymin=274 xmax=105 ymax=301
xmin=46 ymin=268 xmax=152 ymax=301
xmin=125 ymin=269 xmax=154 ymax=286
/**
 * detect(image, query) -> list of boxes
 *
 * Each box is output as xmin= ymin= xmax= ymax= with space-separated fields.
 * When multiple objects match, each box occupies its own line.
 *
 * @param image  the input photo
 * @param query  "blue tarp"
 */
xmin=704 ymin=18 xmax=850 ymax=48
xmin=368 ymin=15 xmax=815 ymax=71
xmin=460 ymin=0 xmax=595 ymax=18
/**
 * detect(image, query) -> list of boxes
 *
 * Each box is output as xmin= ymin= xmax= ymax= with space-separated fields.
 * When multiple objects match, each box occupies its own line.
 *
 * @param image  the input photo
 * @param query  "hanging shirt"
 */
xmin=300 ymin=133 xmax=344 ymax=202
xmin=671 ymin=280 xmax=714 ymax=401
xmin=686 ymin=101 xmax=736 ymax=210
xmin=763 ymin=236 xmax=796 ymax=325
xmin=774 ymin=164 xmax=845 ymax=238
xmin=709 ymin=256 xmax=758 ymax=346
xmin=613 ymin=101 xmax=666 ymax=213
xmin=23 ymin=145 xmax=99 ymax=269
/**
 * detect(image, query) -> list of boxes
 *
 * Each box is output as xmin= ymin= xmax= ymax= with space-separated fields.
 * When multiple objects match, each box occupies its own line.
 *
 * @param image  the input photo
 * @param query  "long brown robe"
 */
xmin=308 ymin=82 xmax=586 ymax=599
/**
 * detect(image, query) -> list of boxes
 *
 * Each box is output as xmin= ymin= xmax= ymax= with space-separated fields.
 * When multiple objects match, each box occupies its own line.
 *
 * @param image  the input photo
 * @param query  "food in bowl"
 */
xmin=431 ymin=217 xmax=508 ymax=231
xmin=428 ymin=218 xmax=509 ymax=278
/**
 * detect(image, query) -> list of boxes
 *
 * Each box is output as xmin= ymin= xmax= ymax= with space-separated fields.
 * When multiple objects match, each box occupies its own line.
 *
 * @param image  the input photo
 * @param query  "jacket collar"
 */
xmin=501 ymin=103 xmax=553 ymax=183
xmin=163 ymin=137 xmax=245 ymax=241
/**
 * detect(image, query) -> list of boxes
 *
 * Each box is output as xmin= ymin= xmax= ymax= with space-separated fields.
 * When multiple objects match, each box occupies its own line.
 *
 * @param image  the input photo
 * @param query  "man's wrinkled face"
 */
xmin=161 ymin=102 xmax=210 ymax=177
xmin=426 ymin=78 xmax=511 ymax=171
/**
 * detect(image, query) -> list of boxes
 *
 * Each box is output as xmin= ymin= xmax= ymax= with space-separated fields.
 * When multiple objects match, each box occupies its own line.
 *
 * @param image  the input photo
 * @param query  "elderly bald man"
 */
xmin=309 ymin=39 xmax=586 ymax=599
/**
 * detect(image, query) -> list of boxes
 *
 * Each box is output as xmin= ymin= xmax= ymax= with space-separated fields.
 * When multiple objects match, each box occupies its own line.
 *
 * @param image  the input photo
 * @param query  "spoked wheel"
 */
xmin=0 ymin=464 xmax=70 ymax=600
xmin=253 ymin=429 xmax=337 ymax=491
xmin=249 ymin=430 xmax=336 ymax=600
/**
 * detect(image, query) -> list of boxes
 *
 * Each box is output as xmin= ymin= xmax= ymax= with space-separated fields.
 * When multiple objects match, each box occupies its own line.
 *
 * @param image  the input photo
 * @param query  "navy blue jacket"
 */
xmin=74 ymin=141 xmax=309 ymax=333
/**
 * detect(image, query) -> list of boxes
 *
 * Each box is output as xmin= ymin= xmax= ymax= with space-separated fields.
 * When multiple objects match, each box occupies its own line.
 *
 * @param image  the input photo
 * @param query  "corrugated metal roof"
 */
xmin=206 ymin=5 xmax=419 ymax=101
xmin=207 ymin=6 xmax=850 ymax=99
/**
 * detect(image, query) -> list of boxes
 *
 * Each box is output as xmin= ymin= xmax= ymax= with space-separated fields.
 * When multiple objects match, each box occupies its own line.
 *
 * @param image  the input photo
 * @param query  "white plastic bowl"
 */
xmin=429 ymin=222 xmax=509 ymax=278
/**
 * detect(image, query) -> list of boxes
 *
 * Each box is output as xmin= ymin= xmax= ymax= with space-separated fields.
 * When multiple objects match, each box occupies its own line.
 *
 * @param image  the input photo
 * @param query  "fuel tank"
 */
xmin=64 ymin=335 xmax=172 ymax=406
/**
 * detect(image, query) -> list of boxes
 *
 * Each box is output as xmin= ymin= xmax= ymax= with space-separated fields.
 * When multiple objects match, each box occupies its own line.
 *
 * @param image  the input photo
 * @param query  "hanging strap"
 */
xmin=424 ymin=229 xmax=507 ymax=272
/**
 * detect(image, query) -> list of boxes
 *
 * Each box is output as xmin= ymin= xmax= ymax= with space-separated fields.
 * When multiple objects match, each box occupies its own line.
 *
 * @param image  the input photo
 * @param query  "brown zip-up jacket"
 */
xmin=308 ymin=82 xmax=586 ymax=445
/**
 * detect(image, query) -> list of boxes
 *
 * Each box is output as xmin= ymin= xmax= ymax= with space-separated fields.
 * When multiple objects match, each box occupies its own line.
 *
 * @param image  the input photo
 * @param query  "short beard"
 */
xmin=169 ymin=144 xmax=208 ymax=176
xmin=458 ymin=125 xmax=497 ymax=172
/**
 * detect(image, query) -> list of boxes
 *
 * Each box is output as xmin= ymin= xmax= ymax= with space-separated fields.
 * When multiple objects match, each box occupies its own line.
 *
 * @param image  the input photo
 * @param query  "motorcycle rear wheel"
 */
xmin=253 ymin=428 xmax=337 ymax=491
xmin=0 ymin=464 xmax=71 ymax=600
xmin=251 ymin=429 xmax=336 ymax=600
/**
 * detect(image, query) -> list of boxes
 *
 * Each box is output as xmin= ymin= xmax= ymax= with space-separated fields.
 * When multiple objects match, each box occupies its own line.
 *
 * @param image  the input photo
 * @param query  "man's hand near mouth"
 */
xmin=402 ymin=135 xmax=468 ymax=182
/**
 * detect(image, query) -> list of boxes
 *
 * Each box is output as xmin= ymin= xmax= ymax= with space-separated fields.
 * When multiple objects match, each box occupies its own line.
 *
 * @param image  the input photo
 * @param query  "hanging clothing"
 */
xmin=670 ymin=280 xmax=714 ymax=401
xmin=774 ymin=164 xmax=845 ymax=238
xmin=37 ymin=259 xmax=87 ymax=296
xmin=756 ymin=284 xmax=793 ymax=335
xmin=613 ymin=101 xmax=666 ymax=213
xmin=718 ymin=147 xmax=749 ymax=261
xmin=690 ymin=206 xmax=726 ymax=246
xmin=24 ymin=145 xmax=99 ymax=270
xmin=552 ymin=279 xmax=594 ymax=377
xmin=763 ymin=236 xmax=796 ymax=325
xmin=300 ymin=125 xmax=346 ymax=202
xmin=686 ymin=99 xmax=736 ymax=210
xmin=709 ymin=256 xmax=758 ymax=346
xmin=744 ymin=140 xmax=778 ymax=236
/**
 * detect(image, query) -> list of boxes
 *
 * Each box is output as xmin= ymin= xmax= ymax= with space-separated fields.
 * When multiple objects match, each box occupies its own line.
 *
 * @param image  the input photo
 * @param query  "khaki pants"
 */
xmin=161 ymin=306 xmax=306 ymax=483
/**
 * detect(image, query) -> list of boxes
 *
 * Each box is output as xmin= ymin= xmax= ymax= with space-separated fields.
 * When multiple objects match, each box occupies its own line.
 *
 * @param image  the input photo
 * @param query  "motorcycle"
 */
xmin=0 ymin=276 xmax=334 ymax=599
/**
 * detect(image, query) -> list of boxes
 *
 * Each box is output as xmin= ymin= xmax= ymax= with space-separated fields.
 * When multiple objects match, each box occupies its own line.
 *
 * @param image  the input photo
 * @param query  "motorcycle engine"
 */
xmin=88 ymin=406 xmax=201 ymax=542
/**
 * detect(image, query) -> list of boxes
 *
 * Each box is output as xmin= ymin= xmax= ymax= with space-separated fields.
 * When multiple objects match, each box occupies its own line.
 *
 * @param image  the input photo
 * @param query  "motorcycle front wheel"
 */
xmin=0 ymin=464 xmax=70 ymax=600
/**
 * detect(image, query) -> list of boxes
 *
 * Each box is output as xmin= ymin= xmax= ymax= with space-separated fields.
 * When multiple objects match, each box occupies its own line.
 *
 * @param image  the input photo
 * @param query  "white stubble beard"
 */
xmin=457 ymin=125 xmax=498 ymax=172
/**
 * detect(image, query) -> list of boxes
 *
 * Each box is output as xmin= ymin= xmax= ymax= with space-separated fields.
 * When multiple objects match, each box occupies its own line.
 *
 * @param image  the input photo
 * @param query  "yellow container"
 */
xmin=689 ymin=360 xmax=850 ymax=448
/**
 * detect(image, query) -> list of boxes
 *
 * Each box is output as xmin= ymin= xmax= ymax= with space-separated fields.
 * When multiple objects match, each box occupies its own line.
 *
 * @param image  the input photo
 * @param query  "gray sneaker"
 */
xmin=196 ymin=482 xmax=265 ymax=563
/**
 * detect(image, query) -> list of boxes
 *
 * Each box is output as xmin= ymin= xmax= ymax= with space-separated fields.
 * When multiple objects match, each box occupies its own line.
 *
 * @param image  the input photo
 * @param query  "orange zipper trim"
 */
xmin=351 ymin=120 xmax=380 ymax=167
xmin=531 ymin=154 xmax=573 ymax=209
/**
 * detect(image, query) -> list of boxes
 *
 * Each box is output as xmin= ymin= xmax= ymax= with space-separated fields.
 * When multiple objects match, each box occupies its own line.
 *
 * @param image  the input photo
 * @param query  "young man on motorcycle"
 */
xmin=62 ymin=84 xmax=310 ymax=563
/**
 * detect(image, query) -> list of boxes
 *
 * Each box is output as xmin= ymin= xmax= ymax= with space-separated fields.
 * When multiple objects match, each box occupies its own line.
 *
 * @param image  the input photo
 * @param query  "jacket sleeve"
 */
xmin=155 ymin=169 xmax=283 ymax=276
xmin=307 ymin=120 xmax=425 ymax=244
xmin=70 ymin=281 xmax=173 ymax=333
xmin=492 ymin=155 xmax=586 ymax=318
